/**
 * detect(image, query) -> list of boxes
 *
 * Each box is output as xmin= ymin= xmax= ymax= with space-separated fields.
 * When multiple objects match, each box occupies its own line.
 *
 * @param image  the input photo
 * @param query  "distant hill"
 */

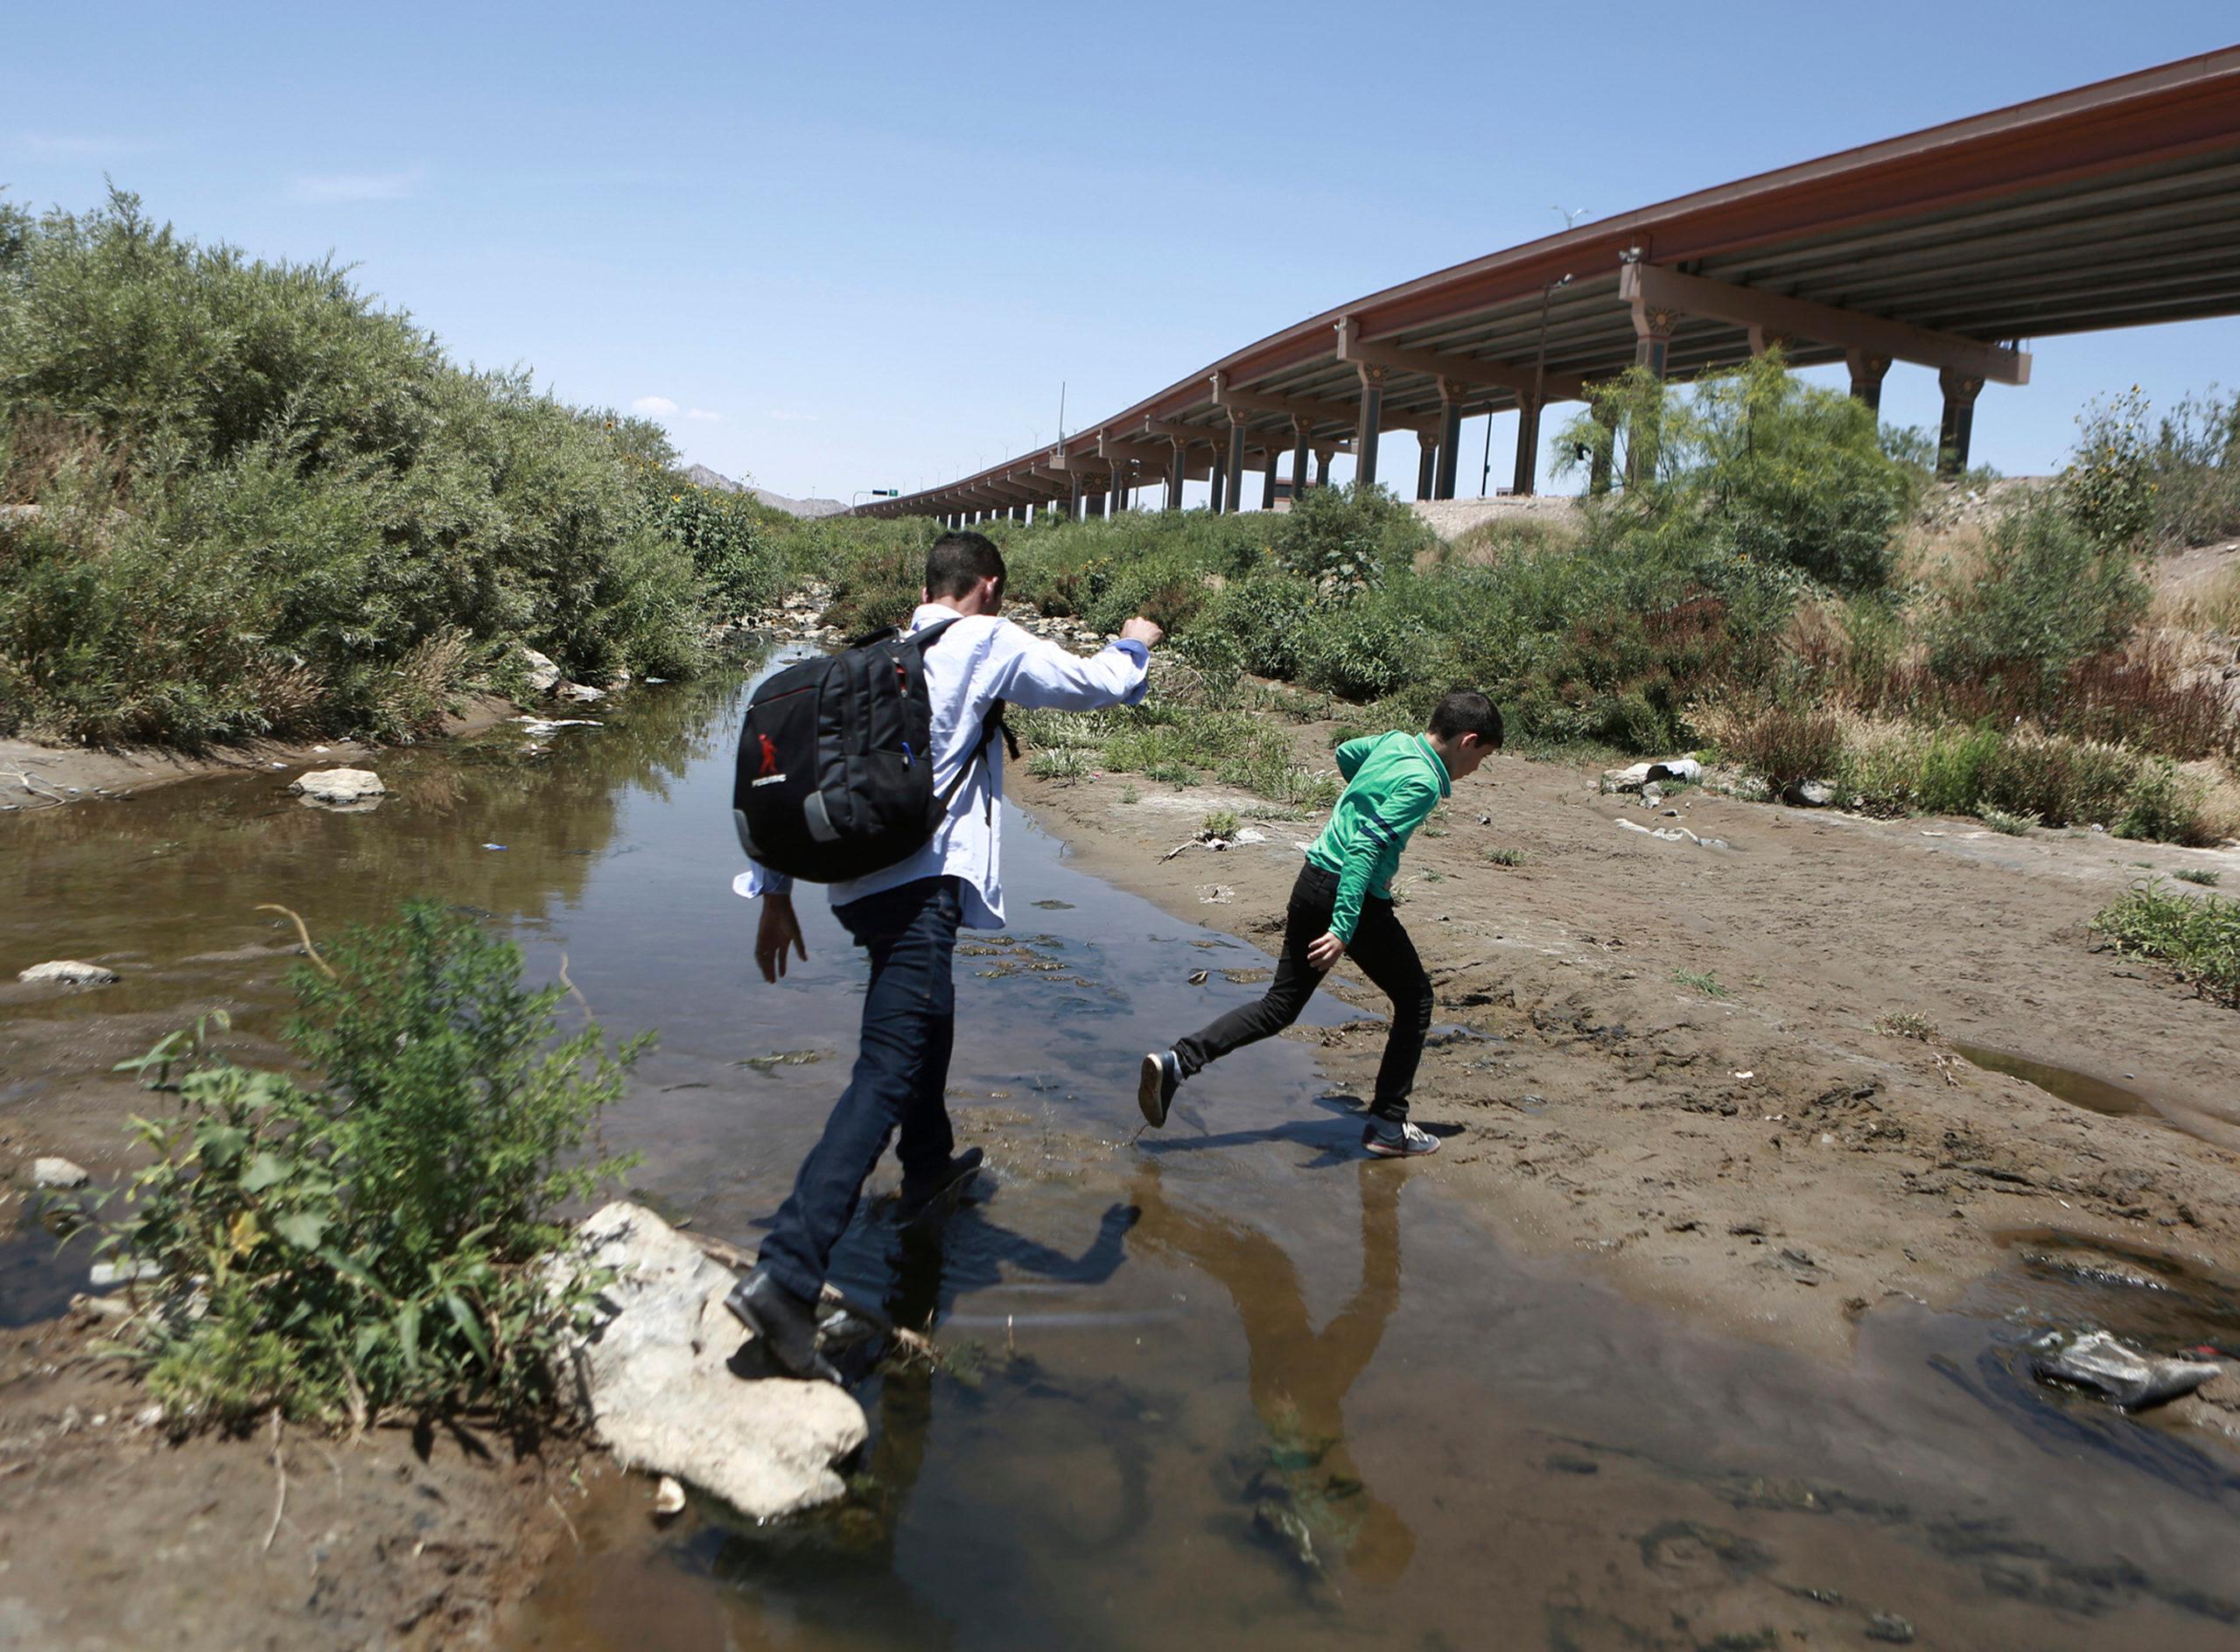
xmin=682 ymin=465 xmax=845 ymax=519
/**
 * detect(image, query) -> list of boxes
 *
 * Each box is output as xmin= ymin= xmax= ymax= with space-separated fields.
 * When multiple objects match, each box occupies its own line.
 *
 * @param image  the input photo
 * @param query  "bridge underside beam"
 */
xmin=1210 ymin=376 xmax=1443 ymax=438
xmin=1620 ymin=262 xmax=2030 ymax=384
xmin=1334 ymin=316 xmax=1587 ymax=402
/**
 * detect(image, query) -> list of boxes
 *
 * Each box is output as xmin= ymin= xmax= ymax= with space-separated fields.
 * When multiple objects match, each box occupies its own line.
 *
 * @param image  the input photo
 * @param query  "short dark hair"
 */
xmin=1428 ymin=690 xmax=1502 ymax=746
xmin=925 ymin=531 xmax=1006 ymax=599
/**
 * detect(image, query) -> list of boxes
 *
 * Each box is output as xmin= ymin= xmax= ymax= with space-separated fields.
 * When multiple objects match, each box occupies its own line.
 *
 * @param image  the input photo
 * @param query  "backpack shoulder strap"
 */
xmin=906 ymin=614 xmax=966 ymax=652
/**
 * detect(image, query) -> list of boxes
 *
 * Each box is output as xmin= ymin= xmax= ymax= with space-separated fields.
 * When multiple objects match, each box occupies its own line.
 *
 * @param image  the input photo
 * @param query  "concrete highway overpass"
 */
xmin=855 ymin=46 xmax=2240 ymax=526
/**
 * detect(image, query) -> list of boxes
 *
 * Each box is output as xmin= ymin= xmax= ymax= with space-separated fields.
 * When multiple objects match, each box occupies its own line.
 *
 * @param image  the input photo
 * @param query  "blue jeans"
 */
xmin=758 ymin=877 xmax=963 ymax=1303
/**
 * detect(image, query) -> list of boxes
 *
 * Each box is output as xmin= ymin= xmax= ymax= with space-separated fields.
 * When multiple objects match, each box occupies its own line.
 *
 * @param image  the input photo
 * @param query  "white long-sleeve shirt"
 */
xmin=732 ymin=603 xmax=1151 ymax=929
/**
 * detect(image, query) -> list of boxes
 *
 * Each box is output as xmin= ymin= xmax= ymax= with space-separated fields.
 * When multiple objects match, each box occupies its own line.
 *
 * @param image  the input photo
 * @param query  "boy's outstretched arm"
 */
xmin=991 ymin=617 xmax=1161 ymax=710
xmin=1334 ymin=736 xmax=1376 ymax=781
xmin=1310 ymin=776 xmax=1441 ymax=970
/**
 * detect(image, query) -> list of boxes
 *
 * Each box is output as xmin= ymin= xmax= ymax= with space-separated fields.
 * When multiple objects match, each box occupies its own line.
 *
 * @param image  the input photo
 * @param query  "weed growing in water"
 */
xmin=1118 ymin=783 xmax=1140 ymax=805
xmin=96 ymin=902 xmax=643 ymax=1428
xmin=1874 ymin=1011 xmax=1940 ymax=1041
xmin=1485 ymin=846 xmax=1526 ymax=867
xmin=2174 ymin=867 xmax=2222 ymax=887
xmin=1200 ymin=808 xmax=1240 ymax=840
xmin=1980 ymin=806 xmax=2040 ymax=836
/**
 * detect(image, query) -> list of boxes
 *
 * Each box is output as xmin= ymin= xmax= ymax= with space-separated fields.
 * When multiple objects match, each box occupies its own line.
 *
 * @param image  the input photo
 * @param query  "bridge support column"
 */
xmin=1111 ymin=463 xmax=1129 ymax=514
xmin=1512 ymin=396 xmax=1543 ymax=497
xmin=1628 ymin=303 xmax=1675 ymax=487
xmin=1260 ymin=454 xmax=1277 ymax=510
xmin=1290 ymin=418 xmax=1311 ymax=504
xmin=1315 ymin=449 xmax=1333 ymax=488
xmin=1937 ymin=368 xmax=1984 ymax=476
xmin=1848 ymin=350 xmax=1891 ymax=415
xmin=1208 ymin=447 xmax=1228 ymax=514
xmin=1354 ymin=365 xmax=1385 ymax=492
xmin=1434 ymin=382 xmax=1464 ymax=499
xmin=1224 ymin=416 xmax=1248 ymax=514
xmin=1633 ymin=303 xmax=1675 ymax=378
xmin=1168 ymin=438 xmax=1187 ymax=511
xmin=1415 ymin=431 xmax=1437 ymax=501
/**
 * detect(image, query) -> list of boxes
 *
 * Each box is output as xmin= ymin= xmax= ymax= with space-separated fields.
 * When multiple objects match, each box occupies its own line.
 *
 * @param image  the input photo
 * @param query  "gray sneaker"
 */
xmin=1137 ymin=1050 xmax=1181 ymax=1128
xmin=1362 ymin=1119 xmax=1439 ymax=1158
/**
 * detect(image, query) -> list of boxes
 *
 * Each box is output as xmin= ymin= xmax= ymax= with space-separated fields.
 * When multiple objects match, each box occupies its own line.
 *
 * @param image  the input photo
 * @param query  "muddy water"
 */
xmin=1952 ymin=1042 xmax=2156 ymax=1120
xmin=9 ymin=662 xmax=2240 ymax=1650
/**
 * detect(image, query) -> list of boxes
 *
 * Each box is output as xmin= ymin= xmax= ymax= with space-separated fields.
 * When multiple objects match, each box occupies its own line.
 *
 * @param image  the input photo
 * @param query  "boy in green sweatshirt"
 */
xmin=1138 ymin=690 xmax=1502 ymax=1158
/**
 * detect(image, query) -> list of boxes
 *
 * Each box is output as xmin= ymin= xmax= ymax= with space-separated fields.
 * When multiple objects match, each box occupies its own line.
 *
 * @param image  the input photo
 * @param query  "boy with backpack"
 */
xmin=1137 ymin=691 xmax=1503 ymax=1158
xmin=729 ymin=530 xmax=1161 ymax=1382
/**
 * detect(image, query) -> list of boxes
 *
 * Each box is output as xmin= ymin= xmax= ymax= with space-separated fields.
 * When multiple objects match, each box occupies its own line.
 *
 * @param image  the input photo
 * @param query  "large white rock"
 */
xmin=552 ymin=1202 xmax=866 ymax=1520
xmin=555 ymin=682 xmax=606 ymax=704
xmin=520 ymin=646 xmax=563 ymax=696
xmin=18 ymin=961 xmax=119 ymax=987
xmin=32 ymin=1157 xmax=89 ymax=1189
xmin=288 ymin=767 xmax=386 ymax=808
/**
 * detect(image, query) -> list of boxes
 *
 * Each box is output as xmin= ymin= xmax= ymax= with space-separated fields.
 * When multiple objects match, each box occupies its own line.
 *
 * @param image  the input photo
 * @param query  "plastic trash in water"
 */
xmin=483 ymin=843 xmax=508 ymax=851
xmin=2028 ymin=1328 xmax=2224 ymax=1410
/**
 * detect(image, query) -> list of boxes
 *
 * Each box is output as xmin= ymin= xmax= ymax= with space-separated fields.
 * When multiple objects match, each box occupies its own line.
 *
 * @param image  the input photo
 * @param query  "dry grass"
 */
xmin=2157 ymin=556 xmax=2240 ymax=639
xmin=368 ymin=627 xmax=473 ymax=739
xmin=1428 ymin=513 xmax=1584 ymax=570
xmin=1894 ymin=517 xmax=1995 ymax=591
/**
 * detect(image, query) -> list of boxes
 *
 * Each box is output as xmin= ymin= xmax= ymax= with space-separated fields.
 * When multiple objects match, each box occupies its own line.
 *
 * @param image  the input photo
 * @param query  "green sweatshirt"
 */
xmin=1306 ymin=731 xmax=1451 ymax=942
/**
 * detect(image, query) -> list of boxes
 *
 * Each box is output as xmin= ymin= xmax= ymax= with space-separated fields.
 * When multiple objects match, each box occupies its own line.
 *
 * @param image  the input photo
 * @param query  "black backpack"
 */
xmin=732 ymin=619 xmax=1012 ymax=884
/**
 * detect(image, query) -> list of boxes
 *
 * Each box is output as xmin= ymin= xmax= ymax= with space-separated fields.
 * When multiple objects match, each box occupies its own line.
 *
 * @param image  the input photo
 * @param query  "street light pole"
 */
xmin=1524 ymin=272 xmax=1573 ymax=497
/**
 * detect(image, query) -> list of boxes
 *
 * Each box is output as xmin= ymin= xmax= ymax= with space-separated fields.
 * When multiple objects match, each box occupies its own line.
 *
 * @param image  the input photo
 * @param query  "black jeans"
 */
xmin=759 ymin=876 xmax=962 ymax=1303
xmin=1172 ymin=863 xmax=1433 ymax=1123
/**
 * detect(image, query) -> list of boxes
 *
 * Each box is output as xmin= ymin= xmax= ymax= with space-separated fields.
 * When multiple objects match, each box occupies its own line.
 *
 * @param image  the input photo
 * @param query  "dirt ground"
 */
xmin=1017 ymin=731 xmax=2240 ymax=1375
xmin=0 ymin=1305 xmax=581 ymax=1649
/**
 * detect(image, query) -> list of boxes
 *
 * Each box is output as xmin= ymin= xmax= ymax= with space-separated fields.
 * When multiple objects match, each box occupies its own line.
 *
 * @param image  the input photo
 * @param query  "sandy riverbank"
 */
xmin=1014 ymin=734 xmax=2240 ymax=1369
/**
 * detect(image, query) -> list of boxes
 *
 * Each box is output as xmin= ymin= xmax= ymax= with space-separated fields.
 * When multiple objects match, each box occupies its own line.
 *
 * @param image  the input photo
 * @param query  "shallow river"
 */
xmin=7 ymin=661 xmax=2240 ymax=1651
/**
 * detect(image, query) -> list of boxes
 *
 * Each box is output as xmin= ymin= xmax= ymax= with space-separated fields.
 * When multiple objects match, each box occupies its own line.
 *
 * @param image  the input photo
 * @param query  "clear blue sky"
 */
xmin=6 ymin=3 xmax=2236 ymax=503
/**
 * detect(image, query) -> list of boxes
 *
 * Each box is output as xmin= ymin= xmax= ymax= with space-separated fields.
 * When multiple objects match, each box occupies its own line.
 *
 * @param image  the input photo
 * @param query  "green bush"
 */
xmin=101 ymin=903 xmax=643 ymax=1427
xmin=1296 ymin=594 xmax=1428 ymax=702
xmin=1271 ymin=483 xmax=1432 ymax=592
xmin=1556 ymin=354 xmax=1916 ymax=592
xmin=636 ymin=479 xmax=786 ymax=620
xmin=1192 ymin=571 xmax=1319 ymax=680
xmin=2062 ymin=388 xmax=2158 ymax=553
xmin=1924 ymin=501 xmax=2147 ymax=696
xmin=2113 ymin=757 xmax=2213 ymax=845
xmin=0 ymin=191 xmax=741 ymax=745
xmin=1912 ymin=726 xmax=2003 ymax=816
xmin=2148 ymin=388 xmax=2240 ymax=547
xmin=1974 ymin=730 xmax=2138 ymax=828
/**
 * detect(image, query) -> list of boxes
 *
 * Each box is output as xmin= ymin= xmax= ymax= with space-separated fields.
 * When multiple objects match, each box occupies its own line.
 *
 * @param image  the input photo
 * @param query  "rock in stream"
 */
xmin=550 ymin=1201 xmax=867 ymax=1520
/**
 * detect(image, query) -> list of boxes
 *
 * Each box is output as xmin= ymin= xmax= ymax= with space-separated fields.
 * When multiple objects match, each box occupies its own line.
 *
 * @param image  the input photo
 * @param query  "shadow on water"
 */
xmin=15 ymin=650 xmax=2240 ymax=1648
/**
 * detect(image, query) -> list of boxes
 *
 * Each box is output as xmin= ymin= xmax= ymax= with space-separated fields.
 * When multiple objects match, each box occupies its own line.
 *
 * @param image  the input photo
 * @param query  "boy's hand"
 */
xmin=756 ymin=894 xmax=808 ymax=983
xmin=1120 ymin=617 xmax=1163 ymax=648
xmin=1306 ymin=930 xmax=1346 ymax=970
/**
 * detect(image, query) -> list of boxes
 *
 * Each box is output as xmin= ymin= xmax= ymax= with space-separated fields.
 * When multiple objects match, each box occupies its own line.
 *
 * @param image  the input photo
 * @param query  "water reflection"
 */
xmin=1129 ymin=1158 xmax=1412 ymax=1589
